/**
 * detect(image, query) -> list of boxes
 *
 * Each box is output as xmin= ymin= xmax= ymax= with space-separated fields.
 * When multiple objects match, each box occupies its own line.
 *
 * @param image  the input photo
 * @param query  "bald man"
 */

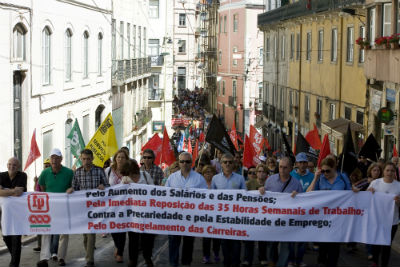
xmin=0 ymin=157 xmax=27 ymax=267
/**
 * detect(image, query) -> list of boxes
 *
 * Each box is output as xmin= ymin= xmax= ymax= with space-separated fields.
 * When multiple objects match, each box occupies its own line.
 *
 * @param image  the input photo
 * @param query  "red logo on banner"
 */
xmin=28 ymin=193 xmax=50 ymax=213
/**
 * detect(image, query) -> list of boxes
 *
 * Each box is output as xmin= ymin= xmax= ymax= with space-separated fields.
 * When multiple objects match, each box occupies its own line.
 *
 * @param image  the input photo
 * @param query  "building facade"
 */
xmin=1 ymin=0 xmax=112 ymax=189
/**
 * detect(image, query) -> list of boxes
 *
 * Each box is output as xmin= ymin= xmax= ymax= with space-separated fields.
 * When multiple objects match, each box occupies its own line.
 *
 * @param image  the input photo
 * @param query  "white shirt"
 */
xmin=165 ymin=170 xmax=207 ymax=189
xmin=121 ymin=171 xmax=154 ymax=185
xmin=368 ymin=178 xmax=400 ymax=225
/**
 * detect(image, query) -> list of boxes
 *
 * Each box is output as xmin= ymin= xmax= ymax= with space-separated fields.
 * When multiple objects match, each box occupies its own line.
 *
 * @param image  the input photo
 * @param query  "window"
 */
xmin=296 ymin=33 xmax=300 ymax=60
xmin=279 ymin=87 xmax=284 ymax=109
xmin=222 ymin=80 xmax=225 ymax=95
xmin=331 ymin=28 xmax=337 ymax=62
xmin=120 ymin=22 xmax=124 ymax=59
xmin=179 ymin=14 xmax=186 ymax=26
xmin=133 ymin=25 xmax=136 ymax=58
xmin=316 ymin=99 xmax=322 ymax=127
xmin=149 ymin=39 xmax=159 ymax=56
xmin=345 ymin=106 xmax=352 ymax=120
xmin=266 ymin=37 xmax=270 ymax=61
xmin=233 ymin=80 xmax=237 ymax=105
xmin=82 ymin=114 xmax=90 ymax=144
xmin=265 ymin=83 xmax=269 ymax=104
xmin=98 ymin=33 xmax=103 ymax=76
xmin=369 ymin=8 xmax=376 ymax=46
xmin=329 ymin=103 xmax=336 ymax=120
xmin=65 ymin=29 xmax=72 ymax=81
xmin=224 ymin=16 xmax=227 ymax=33
xmin=43 ymin=130 xmax=53 ymax=160
xmin=318 ymin=30 xmax=323 ymax=61
xmin=218 ymin=81 xmax=221 ymax=95
xmin=259 ymin=48 xmax=263 ymax=65
xmin=306 ymin=32 xmax=311 ymax=60
xmin=281 ymin=35 xmax=285 ymax=60
xmin=274 ymin=36 xmax=278 ymax=60
xmin=178 ymin=40 xmax=186 ymax=53
xmin=219 ymin=51 xmax=222 ymax=65
xmin=42 ymin=26 xmax=51 ymax=84
xmin=359 ymin=26 xmax=365 ymax=63
xmin=233 ymin=46 xmax=238 ymax=66
xmin=347 ymin=27 xmax=354 ymax=63
xmin=233 ymin=14 xmax=238 ymax=32
xmin=383 ymin=3 xmax=392 ymax=36
xmin=149 ymin=0 xmax=159 ymax=18
xmin=305 ymin=95 xmax=310 ymax=122
xmin=289 ymin=90 xmax=293 ymax=115
xmin=127 ymin=23 xmax=131 ymax=59
xmin=258 ymin=82 xmax=263 ymax=101
xmin=83 ymin=31 xmax=89 ymax=78
xmin=356 ymin=111 xmax=364 ymax=125
xmin=138 ymin=26 xmax=141 ymax=58
xmin=13 ymin=24 xmax=26 ymax=61
xmin=143 ymin=27 xmax=147 ymax=56
xmin=112 ymin=19 xmax=116 ymax=60
xmin=290 ymin=33 xmax=294 ymax=60
xmin=219 ymin=16 xmax=222 ymax=33
xmin=177 ymin=67 xmax=186 ymax=89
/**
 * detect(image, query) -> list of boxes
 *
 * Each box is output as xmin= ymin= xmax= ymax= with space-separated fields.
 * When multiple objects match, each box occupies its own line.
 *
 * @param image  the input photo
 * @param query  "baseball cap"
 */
xmin=295 ymin=152 xmax=308 ymax=162
xmin=259 ymin=155 xmax=267 ymax=162
xmin=50 ymin=148 xmax=62 ymax=157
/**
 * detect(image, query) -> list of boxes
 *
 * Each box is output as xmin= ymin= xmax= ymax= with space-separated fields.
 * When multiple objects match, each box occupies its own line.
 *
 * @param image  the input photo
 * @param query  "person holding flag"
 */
xmin=0 ymin=157 xmax=27 ymax=267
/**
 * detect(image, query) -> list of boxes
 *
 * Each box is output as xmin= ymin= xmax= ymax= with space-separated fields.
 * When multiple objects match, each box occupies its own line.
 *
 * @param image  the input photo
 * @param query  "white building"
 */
xmin=148 ymin=0 xmax=175 ymax=137
xmin=111 ymin=0 xmax=152 ymax=160
xmin=0 ymin=0 xmax=112 ymax=190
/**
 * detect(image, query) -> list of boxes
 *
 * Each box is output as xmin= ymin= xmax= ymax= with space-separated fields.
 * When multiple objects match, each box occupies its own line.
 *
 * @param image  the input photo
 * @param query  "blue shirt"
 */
xmin=165 ymin=170 xmax=207 ymax=189
xmin=211 ymin=172 xmax=247 ymax=190
xmin=264 ymin=173 xmax=303 ymax=193
xmin=314 ymin=172 xmax=351 ymax=191
xmin=290 ymin=169 xmax=314 ymax=191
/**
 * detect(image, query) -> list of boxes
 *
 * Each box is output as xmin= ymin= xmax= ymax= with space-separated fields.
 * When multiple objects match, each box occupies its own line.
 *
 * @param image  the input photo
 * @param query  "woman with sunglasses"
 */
xmin=266 ymin=157 xmax=278 ymax=176
xmin=367 ymin=162 xmax=400 ymax=267
xmin=306 ymin=157 xmax=352 ymax=267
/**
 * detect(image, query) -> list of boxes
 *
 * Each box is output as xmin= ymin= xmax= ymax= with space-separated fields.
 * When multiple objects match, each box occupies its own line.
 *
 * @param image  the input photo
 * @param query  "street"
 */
xmin=2 ymin=234 xmax=400 ymax=267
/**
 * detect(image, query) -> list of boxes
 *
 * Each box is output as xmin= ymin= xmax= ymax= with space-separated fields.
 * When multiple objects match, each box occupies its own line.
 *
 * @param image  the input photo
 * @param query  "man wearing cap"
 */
xmin=287 ymin=152 xmax=314 ymax=267
xmin=0 ymin=157 xmax=27 ymax=267
xmin=37 ymin=149 xmax=74 ymax=267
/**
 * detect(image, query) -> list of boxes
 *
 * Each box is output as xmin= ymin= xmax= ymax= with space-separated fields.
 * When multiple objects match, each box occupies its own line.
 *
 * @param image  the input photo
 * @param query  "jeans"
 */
xmin=128 ymin=232 xmax=154 ymax=267
xmin=372 ymin=225 xmax=398 ymax=267
xmin=202 ymin=238 xmax=221 ymax=258
xmin=318 ymin=242 xmax=340 ymax=267
xmin=243 ymin=241 xmax=268 ymax=265
xmin=3 ymin=235 xmax=21 ymax=267
xmin=221 ymin=239 xmax=241 ymax=266
xmin=269 ymin=242 xmax=290 ymax=267
xmin=168 ymin=235 xmax=194 ymax=266
xmin=50 ymin=235 xmax=60 ymax=255
xmin=288 ymin=242 xmax=305 ymax=264
xmin=111 ymin=232 xmax=126 ymax=256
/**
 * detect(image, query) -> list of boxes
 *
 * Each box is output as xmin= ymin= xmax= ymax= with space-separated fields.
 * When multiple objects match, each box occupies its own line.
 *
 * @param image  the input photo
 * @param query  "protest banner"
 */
xmin=0 ymin=185 xmax=394 ymax=245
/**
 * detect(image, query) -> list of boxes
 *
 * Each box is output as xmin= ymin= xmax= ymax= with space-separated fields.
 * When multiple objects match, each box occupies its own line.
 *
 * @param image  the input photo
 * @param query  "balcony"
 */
xmin=132 ymin=107 xmax=152 ymax=132
xmin=228 ymin=96 xmax=237 ymax=107
xmin=148 ymin=89 xmax=164 ymax=101
xmin=112 ymin=57 xmax=152 ymax=85
xmin=365 ymin=48 xmax=400 ymax=84
xmin=258 ymin=0 xmax=365 ymax=27
xmin=151 ymin=55 xmax=164 ymax=67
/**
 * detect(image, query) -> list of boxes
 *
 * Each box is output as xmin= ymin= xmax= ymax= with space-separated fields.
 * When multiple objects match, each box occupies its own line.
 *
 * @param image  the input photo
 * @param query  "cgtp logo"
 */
xmin=28 ymin=193 xmax=49 ymax=213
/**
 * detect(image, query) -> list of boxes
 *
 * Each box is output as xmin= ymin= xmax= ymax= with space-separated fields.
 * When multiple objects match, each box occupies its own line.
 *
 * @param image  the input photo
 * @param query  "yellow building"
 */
xmin=258 ymin=0 xmax=367 ymax=155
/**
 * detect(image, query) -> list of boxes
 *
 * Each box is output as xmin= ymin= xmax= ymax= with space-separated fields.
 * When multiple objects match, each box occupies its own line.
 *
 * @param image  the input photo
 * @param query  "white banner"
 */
xmin=0 ymin=184 xmax=395 ymax=245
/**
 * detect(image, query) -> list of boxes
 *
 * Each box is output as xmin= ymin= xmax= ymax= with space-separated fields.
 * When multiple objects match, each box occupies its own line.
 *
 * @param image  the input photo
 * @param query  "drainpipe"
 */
xmin=338 ymin=16 xmax=344 ymax=153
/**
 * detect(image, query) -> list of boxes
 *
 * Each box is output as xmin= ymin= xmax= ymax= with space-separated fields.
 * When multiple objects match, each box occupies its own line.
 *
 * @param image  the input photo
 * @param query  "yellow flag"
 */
xmin=85 ymin=113 xmax=118 ymax=167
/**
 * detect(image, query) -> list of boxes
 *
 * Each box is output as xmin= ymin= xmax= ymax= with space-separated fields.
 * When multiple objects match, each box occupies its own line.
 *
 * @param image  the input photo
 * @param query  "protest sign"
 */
xmin=0 ymin=185 xmax=394 ymax=245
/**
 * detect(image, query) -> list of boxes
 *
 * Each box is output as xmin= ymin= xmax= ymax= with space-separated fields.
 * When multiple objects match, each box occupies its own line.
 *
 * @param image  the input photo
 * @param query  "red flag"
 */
xmin=24 ymin=129 xmax=41 ymax=171
xmin=394 ymin=144 xmax=398 ymax=157
xmin=199 ymin=132 xmax=205 ymax=143
xmin=317 ymin=134 xmax=331 ymax=168
xmin=305 ymin=124 xmax=322 ymax=150
xmin=188 ymin=139 xmax=193 ymax=154
xmin=182 ymin=136 xmax=187 ymax=151
xmin=160 ymin=128 xmax=176 ymax=166
xmin=141 ymin=133 xmax=162 ymax=165
xmin=249 ymin=125 xmax=264 ymax=156
xmin=229 ymin=122 xmax=239 ymax=151
xmin=192 ymin=140 xmax=199 ymax=168
xmin=243 ymin=135 xmax=260 ymax=168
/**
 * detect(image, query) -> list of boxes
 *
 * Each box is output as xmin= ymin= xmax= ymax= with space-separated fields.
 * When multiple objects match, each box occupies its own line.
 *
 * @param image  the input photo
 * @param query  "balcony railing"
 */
xmin=133 ymin=107 xmax=152 ymax=131
xmin=112 ymin=57 xmax=151 ymax=84
xmin=258 ymin=0 xmax=365 ymax=27
xmin=148 ymin=89 xmax=164 ymax=101
xmin=151 ymin=55 xmax=164 ymax=67
xmin=228 ymin=96 xmax=237 ymax=107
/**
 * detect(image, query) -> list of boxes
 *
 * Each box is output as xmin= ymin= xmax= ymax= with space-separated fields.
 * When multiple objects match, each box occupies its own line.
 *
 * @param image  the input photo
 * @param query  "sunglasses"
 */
xmin=222 ymin=161 xmax=233 ymax=164
xmin=179 ymin=160 xmax=192 ymax=164
xmin=248 ymin=171 xmax=256 ymax=175
xmin=321 ymin=169 xmax=331 ymax=174
xmin=143 ymin=156 xmax=153 ymax=159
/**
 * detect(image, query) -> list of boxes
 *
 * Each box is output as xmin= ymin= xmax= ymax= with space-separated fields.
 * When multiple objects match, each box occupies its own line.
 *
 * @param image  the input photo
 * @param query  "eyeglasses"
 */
xmin=179 ymin=160 xmax=192 ymax=164
xmin=143 ymin=156 xmax=153 ymax=159
xmin=321 ymin=169 xmax=331 ymax=174
xmin=222 ymin=161 xmax=233 ymax=164
xmin=248 ymin=171 xmax=256 ymax=175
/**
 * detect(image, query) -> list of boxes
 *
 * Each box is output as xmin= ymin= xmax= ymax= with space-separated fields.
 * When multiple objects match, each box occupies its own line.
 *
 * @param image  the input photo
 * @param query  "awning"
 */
xmin=321 ymin=118 xmax=364 ymax=140
xmin=254 ymin=119 xmax=267 ymax=129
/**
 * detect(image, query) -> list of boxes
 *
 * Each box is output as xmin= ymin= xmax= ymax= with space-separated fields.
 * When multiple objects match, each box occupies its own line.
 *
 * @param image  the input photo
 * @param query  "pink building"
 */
xmin=217 ymin=0 xmax=264 ymax=136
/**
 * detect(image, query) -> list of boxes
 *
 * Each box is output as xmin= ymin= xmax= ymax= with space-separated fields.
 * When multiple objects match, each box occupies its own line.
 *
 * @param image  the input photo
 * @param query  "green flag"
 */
xmin=67 ymin=119 xmax=85 ymax=168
